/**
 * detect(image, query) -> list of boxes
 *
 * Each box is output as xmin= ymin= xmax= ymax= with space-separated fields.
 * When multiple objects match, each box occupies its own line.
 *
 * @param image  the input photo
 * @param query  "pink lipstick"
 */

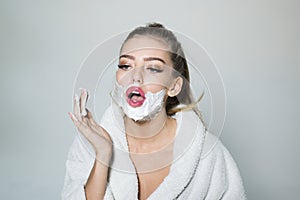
xmin=126 ymin=86 xmax=146 ymax=107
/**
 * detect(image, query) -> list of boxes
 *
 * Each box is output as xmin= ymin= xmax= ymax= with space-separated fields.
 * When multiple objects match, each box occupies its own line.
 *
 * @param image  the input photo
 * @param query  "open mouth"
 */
xmin=126 ymin=86 xmax=146 ymax=107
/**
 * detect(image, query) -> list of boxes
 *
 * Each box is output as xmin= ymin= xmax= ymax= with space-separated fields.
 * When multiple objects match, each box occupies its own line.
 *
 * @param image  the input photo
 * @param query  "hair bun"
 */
xmin=146 ymin=22 xmax=165 ymax=28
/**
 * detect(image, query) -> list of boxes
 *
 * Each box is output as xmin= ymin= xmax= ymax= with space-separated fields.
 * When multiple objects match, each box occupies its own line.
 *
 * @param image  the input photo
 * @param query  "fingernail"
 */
xmin=68 ymin=112 xmax=73 ymax=120
xmin=80 ymin=88 xmax=86 ymax=94
xmin=69 ymin=112 xmax=78 ymax=122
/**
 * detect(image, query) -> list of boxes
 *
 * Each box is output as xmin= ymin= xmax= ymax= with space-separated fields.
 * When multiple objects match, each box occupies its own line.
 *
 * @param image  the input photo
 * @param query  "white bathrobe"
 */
xmin=62 ymin=105 xmax=247 ymax=200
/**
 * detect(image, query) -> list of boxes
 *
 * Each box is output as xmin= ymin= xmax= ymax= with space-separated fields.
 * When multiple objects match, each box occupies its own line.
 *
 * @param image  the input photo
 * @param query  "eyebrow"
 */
xmin=119 ymin=54 xmax=166 ymax=64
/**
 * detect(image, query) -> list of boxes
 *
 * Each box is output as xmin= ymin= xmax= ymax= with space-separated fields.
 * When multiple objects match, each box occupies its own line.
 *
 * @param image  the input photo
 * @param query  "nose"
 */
xmin=132 ymin=67 xmax=143 ymax=84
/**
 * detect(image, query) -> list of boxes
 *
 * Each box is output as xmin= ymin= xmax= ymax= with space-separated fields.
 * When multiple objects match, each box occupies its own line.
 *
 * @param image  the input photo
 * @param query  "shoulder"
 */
xmin=201 ymin=131 xmax=240 ymax=171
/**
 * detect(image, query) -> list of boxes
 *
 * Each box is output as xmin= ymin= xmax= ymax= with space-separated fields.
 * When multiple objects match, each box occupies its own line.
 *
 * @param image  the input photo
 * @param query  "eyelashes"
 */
xmin=117 ymin=64 xmax=163 ymax=73
xmin=146 ymin=67 xmax=163 ymax=73
xmin=118 ymin=64 xmax=131 ymax=70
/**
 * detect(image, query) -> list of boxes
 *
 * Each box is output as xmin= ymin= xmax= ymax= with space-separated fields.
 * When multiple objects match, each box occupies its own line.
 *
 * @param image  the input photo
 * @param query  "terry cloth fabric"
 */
xmin=61 ymin=105 xmax=247 ymax=200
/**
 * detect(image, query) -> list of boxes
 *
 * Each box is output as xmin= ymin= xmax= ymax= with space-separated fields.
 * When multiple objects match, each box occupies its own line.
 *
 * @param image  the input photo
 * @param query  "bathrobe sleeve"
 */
xmin=61 ymin=134 xmax=115 ymax=200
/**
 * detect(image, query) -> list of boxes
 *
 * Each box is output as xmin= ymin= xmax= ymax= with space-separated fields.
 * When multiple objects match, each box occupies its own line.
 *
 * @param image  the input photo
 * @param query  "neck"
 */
xmin=124 ymin=108 xmax=170 ymax=143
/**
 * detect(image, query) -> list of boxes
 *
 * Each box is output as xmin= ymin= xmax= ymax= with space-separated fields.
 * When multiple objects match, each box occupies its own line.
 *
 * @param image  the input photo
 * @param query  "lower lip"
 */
xmin=127 ymin=98 xmax=145 ymax=107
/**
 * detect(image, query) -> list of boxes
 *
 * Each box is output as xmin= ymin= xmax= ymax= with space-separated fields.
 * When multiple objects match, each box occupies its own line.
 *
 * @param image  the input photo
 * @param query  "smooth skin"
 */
xmin=68 ymin=35 xmax=183 ymax=200
xmin=68 ymin=89 xmax=112 ymax=200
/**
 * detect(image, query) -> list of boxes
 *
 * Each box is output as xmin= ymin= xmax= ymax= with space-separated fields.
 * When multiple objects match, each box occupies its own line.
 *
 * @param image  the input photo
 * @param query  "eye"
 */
xmin=146 ymin=65 xmax=163 ymax=73
xmin=118 ymin=64 xmax=132 ymax=71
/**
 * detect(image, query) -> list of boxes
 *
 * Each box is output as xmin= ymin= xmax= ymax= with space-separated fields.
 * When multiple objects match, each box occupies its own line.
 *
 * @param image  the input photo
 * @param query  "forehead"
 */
xmin=120 ymin=35 xmax=171 ymax=59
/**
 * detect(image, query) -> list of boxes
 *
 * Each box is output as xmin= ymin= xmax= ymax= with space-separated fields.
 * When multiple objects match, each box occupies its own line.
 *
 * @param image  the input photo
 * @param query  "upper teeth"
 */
xmin=132 ymin=91 xmax=140 ymax=95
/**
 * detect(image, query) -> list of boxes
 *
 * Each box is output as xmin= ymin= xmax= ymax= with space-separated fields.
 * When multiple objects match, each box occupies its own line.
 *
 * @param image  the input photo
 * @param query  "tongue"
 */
xmin=131 ymin=96 xmax=144 ymax=102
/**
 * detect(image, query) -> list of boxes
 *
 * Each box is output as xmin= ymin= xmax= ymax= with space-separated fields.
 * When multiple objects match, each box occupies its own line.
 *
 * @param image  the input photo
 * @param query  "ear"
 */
xmin=167 ymin=77 xmax=183 ymax=97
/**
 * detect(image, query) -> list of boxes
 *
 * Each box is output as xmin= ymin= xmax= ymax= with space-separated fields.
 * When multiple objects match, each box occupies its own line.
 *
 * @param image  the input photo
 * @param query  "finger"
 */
xmin=86 ymin=109 xmax=98 ymax=126
xmin=75 ymin=120 xmax=97 ymax=143
xmin=86 ymin=89 xmax=89 ymax=101
xmin=68 ymin=111 xmax=90 ymax=135
xmin=80 ymin=89 xmax=88 ymax=116
xmin=82 ymin=116 xmax=91 ymax=127
xmin=84 ymin=109 xmax=107 ymax=137
xmin=73 ymin=95 xmax=81 ymax=120
xmin=70 ymin=110 xmax=111 ymax=144
xmin=84 ymin=110 xmax=100 ymax=133
xmin=68 ymin=111 xmax=103 ymax=146
xmin=68 ymin=111 xmax=78 ymax=123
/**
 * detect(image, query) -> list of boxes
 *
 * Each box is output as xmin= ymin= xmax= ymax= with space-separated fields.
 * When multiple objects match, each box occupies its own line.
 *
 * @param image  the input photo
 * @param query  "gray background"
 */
xmin=1 ymin=0 xmax=299 ymax=199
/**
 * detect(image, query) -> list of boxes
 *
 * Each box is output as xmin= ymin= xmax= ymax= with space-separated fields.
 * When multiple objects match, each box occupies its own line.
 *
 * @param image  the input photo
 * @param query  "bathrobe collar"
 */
xmin=100 ymin=105 xmax=206 ymax=199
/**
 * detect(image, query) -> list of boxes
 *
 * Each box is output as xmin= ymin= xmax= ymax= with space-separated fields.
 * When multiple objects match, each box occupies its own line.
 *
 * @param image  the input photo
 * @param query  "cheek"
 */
xmin=116 ymin=71 xmax=121 ymax=83
xmin=116 ymin=70 xmax=128 ymax=85
xmin=145 ymin=78 xmax=172 ymax=91
xmin=143 ymin=73 xmax=172 ymax=87
xmin=143 ymin=84 xmax=165 ymax=94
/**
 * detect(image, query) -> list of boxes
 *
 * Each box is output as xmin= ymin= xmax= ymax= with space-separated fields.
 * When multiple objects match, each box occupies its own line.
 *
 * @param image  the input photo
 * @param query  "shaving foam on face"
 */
xmin=112 ymin=83 xmax=166 ymax=121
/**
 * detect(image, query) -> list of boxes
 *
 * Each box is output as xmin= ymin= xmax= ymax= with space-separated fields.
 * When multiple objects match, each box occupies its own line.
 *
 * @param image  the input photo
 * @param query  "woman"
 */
xmin=62 ymin=23 xmax=246 ymax=200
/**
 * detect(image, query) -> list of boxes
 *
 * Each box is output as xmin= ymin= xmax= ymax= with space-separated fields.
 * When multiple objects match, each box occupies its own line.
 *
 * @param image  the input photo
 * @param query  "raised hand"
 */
xmin=68 ymin=89 xmax=112 ymax=164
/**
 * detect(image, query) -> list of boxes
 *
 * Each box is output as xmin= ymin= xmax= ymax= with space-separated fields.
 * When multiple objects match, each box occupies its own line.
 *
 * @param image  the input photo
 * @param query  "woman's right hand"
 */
xmin=68 ymin=89 xmax=113 ymax=164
